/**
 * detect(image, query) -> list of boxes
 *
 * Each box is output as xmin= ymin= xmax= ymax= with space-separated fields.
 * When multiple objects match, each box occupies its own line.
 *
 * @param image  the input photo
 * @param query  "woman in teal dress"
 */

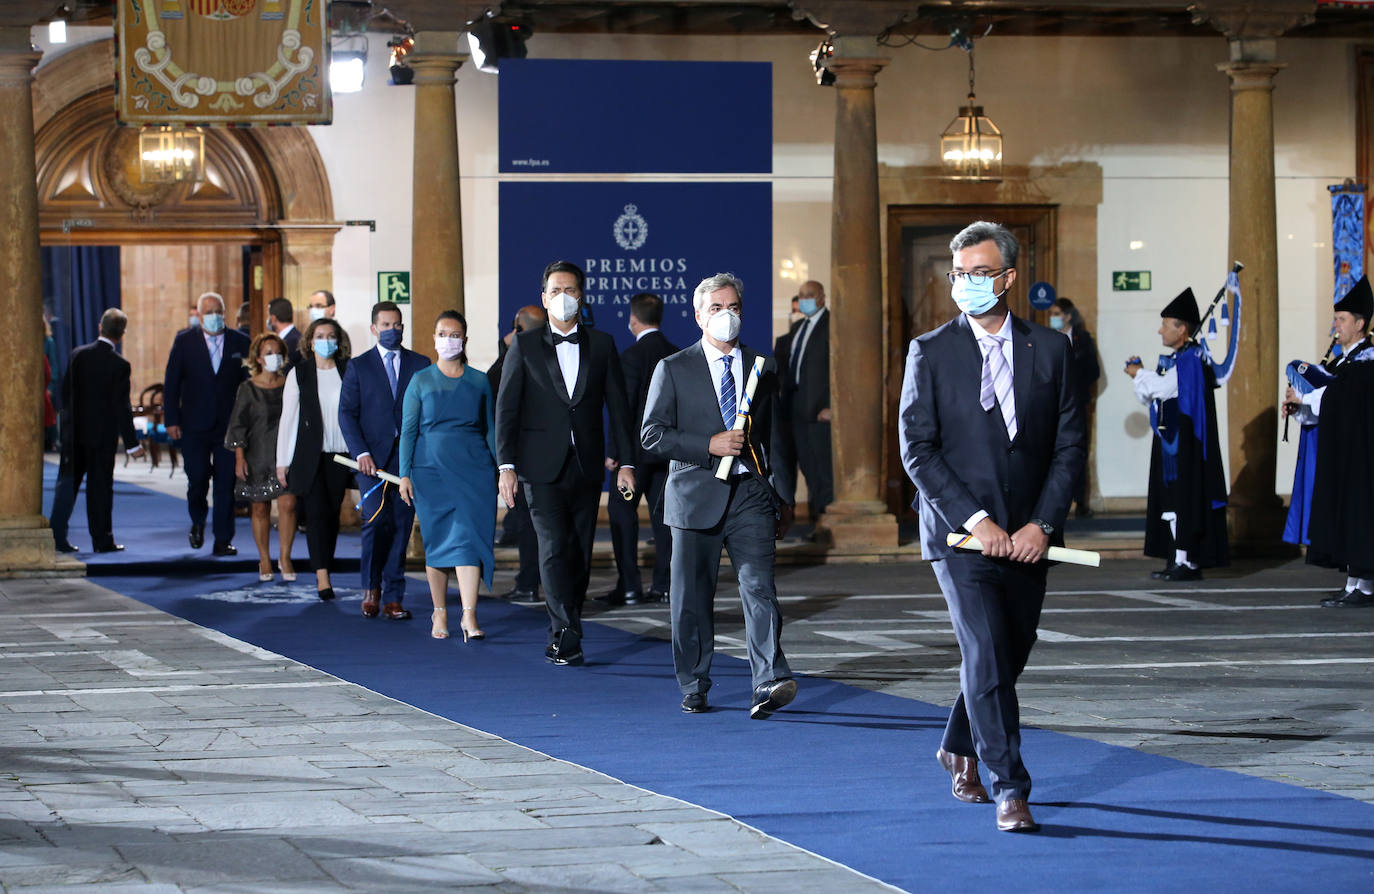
xmin=399 ymin=311 xmax=497 ymax=641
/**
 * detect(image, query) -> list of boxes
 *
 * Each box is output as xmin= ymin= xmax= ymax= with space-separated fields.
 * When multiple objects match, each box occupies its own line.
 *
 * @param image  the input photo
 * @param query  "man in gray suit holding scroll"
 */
xmin=642 ymin=273 xmax=797 ymax=718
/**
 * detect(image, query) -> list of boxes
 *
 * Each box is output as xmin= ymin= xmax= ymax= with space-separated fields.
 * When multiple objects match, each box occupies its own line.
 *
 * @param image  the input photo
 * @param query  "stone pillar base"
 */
xmin=1227 ymin=503 xmax=1297 ymax=557
xmin=814 ymin=500 xmax=899 ymax=550
xmin=0 ymin=516 xmax=81 ymax=576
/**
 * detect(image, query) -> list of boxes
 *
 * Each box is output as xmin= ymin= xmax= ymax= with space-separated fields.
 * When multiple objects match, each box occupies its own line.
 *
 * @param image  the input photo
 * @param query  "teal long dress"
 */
xmin=399 ymin=364 xmax=497 ymax=587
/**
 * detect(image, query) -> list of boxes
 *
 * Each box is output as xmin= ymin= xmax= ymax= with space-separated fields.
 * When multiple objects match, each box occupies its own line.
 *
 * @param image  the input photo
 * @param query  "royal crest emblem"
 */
xmin=613 ymin=204 xmax=648 ymax=251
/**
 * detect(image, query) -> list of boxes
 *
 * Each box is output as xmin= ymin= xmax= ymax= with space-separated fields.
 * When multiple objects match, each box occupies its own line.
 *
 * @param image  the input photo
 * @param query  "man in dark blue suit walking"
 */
xmin=340 ymin=301 xmax=431 ymax=620
xmin=899 ymin=222 xmax=1084 ymax=833
xmin=164 ymin=291 xmax=251 ymax=555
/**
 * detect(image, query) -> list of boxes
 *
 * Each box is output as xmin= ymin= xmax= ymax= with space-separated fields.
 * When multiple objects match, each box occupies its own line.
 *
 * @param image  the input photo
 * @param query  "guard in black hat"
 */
xmin=1123 ymin=287 xmax=1229 ymax=581
xmin=1287 ymin=275 xmax=1374 ymax=607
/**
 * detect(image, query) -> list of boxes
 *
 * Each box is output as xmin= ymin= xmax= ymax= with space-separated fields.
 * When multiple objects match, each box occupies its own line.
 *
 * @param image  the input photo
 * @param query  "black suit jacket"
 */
xmin=495 ymin=324 xmax=634 ymax=485
xmin=774 ymin=310 xmax=830 ymax=423
xmin=642 ymin=342 xmax=789 ymax=530
xmin=899 ymin=313 xmax=1085 ymax=559
xmin=163 ymin=327 xmax=251 ymax=436
xmin=281 ymin=326 xmax=302 ymax=368
xmin=62 ymin=339 xmax=138 ymax=452
xmin=621 ymin=329 xmax=680 ymax=467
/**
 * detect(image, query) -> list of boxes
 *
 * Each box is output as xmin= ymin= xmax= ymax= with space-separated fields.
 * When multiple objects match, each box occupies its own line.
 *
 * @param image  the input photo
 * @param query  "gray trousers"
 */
xmin=669 ymin=476 xmax=791 ymax=695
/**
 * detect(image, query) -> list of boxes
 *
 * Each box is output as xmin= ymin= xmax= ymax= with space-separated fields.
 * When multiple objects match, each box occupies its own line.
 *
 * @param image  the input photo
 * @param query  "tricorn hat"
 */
xmin=1160 ymin=287 xmax=1201 ymax=330
xmin=1333 ymin=275 xmax=1373 ymax=322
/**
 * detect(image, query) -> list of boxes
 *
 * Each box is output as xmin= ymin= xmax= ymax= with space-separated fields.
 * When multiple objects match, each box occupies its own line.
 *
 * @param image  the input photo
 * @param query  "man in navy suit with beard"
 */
xmin=340 ymin=301 xmax=431 ymax=621
xmin=899 ymin=221 xmax=1084 ymax=833
xmin=164 ymin=291 xmax=250 ymax=555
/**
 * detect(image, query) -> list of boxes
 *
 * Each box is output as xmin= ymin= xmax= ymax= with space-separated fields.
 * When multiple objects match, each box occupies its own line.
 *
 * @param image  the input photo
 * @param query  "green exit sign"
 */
xmin=1112 ymin=271 xmax=1152 ymax=291
xmin=378 ymin=271 xmax=411 ymax=305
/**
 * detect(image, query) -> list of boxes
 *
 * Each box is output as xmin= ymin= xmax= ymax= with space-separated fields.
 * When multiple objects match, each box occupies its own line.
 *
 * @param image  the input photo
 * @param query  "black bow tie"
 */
xmin=552 ymin=331 xmax=580 ymax=346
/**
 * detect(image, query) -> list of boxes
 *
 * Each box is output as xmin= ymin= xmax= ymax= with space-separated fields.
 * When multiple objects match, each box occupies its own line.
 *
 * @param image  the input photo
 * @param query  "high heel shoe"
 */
xmin=280 ymin=564 xmax=297 ymax=583
xmin=431 ymin=607 xmax=449 ymax=640
xmin=460 ymin=607 xmax=485 ymax=642
xmin=258 ymin=562 xmax=273 ymax=583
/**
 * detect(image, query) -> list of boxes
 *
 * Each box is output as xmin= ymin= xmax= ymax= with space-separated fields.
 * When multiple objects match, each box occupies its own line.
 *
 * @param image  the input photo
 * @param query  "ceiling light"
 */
xmin=940 ymin=50 xmax=1002 ymax=181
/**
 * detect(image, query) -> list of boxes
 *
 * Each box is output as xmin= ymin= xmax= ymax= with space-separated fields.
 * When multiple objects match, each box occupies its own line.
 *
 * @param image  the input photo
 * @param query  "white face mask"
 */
xmin=262 ymin=353 xmax=284 ymax=373
xmin=706 ymin=309 xmax=741 ymax=343
xmin=548 ymin=292 xmax=580 ymax=323
xmin=308 ymin=307 xmax=327 ymax=321
xmin=436 ymin=336 xmax=465 ymax=360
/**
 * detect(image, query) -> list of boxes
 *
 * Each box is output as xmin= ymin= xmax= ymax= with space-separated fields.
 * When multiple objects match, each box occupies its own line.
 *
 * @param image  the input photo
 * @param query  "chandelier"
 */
xmin=940 ymin=50 xmax=1003 ymax=181
xmin=138 ymin=126 xmax=205 ymax=184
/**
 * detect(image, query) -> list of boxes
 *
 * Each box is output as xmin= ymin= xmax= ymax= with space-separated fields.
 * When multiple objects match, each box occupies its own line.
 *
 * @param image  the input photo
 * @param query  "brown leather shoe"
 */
xmin=996 ymin=798 xmax=1039 ymax=833
xmin=361 ymin=588 xmax=381 ymax=618
xmin=381 ymin=601 xmax=412 ymax=620
xmin=936 ymin=748 xmax=991 ymax=804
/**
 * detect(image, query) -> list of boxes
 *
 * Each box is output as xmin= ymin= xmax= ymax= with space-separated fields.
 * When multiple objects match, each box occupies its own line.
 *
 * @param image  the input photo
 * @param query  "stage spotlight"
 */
xmin=331 ymin=50 xmax=367 ymax=93
xmin=810 ymin=39 xmax=835 ymax=87
xmin=467 ymin=16 xmax=532 ymax=74
xmin=388 ymin=35 xmax=414 ymax=85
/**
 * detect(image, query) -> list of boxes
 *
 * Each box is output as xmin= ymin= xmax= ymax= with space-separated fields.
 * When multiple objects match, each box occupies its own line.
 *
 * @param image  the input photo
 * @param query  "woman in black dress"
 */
xmin=226 ymin=332 xmax=297 ymax=581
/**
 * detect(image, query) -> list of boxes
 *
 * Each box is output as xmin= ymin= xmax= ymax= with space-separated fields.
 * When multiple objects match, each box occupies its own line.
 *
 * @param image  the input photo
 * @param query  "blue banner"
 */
xmin=498 ymin=181 xmax=773 ymax=355
xmin=498 ymin=60 xmax=772 ymax=174
xmin=1329 ymin=183 xmax=1365 ymax=303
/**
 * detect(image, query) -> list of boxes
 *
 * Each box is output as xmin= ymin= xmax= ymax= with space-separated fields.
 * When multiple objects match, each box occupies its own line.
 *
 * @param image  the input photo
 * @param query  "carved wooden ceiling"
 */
xmin=30 ymin=0 xmax=1374 ymax=38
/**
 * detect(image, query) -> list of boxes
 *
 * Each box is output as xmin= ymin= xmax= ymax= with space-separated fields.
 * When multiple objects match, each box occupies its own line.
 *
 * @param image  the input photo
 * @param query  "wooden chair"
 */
xmin=132 ymin=384 xmax=179 ymax=476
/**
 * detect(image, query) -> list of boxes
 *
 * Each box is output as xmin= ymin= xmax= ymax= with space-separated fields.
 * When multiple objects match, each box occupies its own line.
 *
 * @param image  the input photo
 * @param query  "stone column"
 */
xmin=814 ymin=44 xmax=898 ymax=550
xmin=1219 ymin=42 xmax=1286 ymax=546
xmin=0 ymin=29 xmax=58 ymax=572
xmin=409 ymin=33 xmax=467 ymax=361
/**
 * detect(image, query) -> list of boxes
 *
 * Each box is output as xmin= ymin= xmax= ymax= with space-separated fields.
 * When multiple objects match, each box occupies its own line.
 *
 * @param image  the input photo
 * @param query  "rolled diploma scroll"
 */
xmin=946 ymin=532 xmax=1101 ymax=568
xmin=333 ymin=453 xmax=405 ymax=487
xmin=715 ymin=356 xmax=767 ymax=481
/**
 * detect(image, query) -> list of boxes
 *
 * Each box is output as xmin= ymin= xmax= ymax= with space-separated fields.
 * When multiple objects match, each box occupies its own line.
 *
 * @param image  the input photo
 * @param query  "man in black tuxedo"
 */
xmin=773 ymin=280 xmax=832 ymax=522
xmin=267 ymin=297 xmax=301 ymax=366
xmin=899 ymin=221 xmax=1084 ymax=833
xmin=604 ymin=292 xmax=679 ymax=606
xmin=642 ymin=273 xmax=797 ymax=718
xmin=164 ymin=291 xmax=251 ymax=555
xmin=496 ymin=261 xmax=637 ymax=665
xmin=48 ymin=308 xmax=145 ymax=553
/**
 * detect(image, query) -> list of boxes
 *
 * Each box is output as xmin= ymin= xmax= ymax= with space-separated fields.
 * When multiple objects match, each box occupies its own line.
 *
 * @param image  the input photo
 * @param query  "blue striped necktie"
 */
xmin=719 ymin=355 xmax=736 ymax=427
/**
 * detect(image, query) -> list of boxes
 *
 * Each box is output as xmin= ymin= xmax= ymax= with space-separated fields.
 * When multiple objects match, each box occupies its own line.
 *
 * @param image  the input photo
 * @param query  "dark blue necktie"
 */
xmin=385 ymin=351 xmax=398 ymax=398
xmin=719 ymin=355 xmax=736 ymax=427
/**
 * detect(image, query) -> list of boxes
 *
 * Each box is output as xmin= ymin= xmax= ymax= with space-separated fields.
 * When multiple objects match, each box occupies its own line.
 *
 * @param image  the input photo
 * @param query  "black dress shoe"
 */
xmin=1320 ymin=588 xmax=1355 ymax=607
xmin=189 ymin=524 xmax=205 ymax=549
xmin=211 ymin=542 xmax=237 ymax=557
xmin=1327 ymin=589 xmax=1374 ymax=608
xmin=503 ymin=588 xmax=541 ymax=603
xmin=1149 ymin=560 xmax=1176 ymax=580
xmin=546 ymin=633 xmax=584 ymax=666
xmin=93 ymin=542 xmax=125 ymax=553
xmin=54 ymin=539 xmax=78 ymax=554
xmin=595 ymin=589 xmax=626 ymax=606
xmin=1158 ymin=564 xmax=1201 ymax=582
xmin=317 ymin=588 xmax=335 ymax=601
xmin=644 ymin=590 xmax=668 ymax=604
xmin=623 ymin=591 xmax=643 ymax=605
xmin=750 ymin=678 xmax=798 ymax=720
xmin=681 ymin=693 xmax=709 ymax=714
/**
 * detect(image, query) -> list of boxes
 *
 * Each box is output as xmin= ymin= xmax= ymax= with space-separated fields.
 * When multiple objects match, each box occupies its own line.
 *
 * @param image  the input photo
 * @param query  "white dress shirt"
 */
xmin=552 ymin=324 xmax=580 ymax=398
xmin=963 ymin=314 xmax=1017 ymax=533
xmin=635 ymin=326 xmax=659 ymax=342
xmin=1132 ymin=365 xmax=1179 ymax=406
xmin=276 ymin=364 xmax=347 ymax=467
xmin=702 ymin=337 xmax=748 ymax=475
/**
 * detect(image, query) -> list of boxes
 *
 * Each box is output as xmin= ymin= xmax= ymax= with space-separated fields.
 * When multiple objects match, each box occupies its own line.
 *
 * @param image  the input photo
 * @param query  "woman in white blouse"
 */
xmin=276 ymin=319 xmax=354 ymax=601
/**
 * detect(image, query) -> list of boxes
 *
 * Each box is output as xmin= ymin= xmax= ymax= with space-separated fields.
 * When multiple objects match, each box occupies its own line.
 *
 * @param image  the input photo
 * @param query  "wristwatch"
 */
xmin=1029 ymin=518 xmax=1054 ymax=536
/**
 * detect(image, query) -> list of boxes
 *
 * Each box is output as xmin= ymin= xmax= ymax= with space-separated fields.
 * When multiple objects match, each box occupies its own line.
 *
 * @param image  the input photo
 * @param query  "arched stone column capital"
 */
xmin=827 ymin=56 xmax=887 ymax=90
xmin=0 ymin=28 xmax=40 ymax=89
xmin=409 ymin=53 xmax=468 ymax=87
xmin=1218 ymin=60 xmax=1286 ymax=93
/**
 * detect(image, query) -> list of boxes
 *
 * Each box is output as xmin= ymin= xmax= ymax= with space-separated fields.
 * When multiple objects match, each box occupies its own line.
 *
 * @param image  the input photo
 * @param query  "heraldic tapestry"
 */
xmin=116 ymin=0 xmax=330 ymax=125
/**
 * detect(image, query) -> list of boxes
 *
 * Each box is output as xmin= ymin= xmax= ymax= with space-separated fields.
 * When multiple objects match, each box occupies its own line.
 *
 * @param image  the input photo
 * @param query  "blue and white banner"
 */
xmin=498 ymin=181 xmax=773 ymax=354
xmin=498 ymin=60 xmax=772 ymax=174
xmin=1329 ymin=183 xmax=1365 ymax=303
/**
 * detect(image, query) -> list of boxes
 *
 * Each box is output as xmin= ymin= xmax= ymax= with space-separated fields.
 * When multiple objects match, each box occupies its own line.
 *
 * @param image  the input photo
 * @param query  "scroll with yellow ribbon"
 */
xmin=946 ymin=532 xmax=1101 ymax=568
xmin=715 ymin=356 xmax=766 ymax=481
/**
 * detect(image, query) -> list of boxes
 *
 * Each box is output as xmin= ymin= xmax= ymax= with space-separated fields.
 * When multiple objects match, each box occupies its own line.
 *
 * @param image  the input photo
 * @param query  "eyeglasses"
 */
xmin=546 ymin=287 xmax=581 ymax=297
xmin=946 ymin=268 xmax=1010 ymax=286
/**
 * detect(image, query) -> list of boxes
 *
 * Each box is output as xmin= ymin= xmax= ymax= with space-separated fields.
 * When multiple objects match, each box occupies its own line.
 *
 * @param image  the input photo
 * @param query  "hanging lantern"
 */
xmin=138 ymin=126 xmax=205 ymax=184
xmin=940 ymin=51 xmax=1003 ymax=181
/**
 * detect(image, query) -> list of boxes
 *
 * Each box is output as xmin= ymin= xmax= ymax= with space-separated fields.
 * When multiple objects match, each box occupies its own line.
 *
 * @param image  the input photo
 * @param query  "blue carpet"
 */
xmin=99 ymin=572 xmax=1374 ymax=893
xmin=41 ymin=460 xmax=361 ymax=575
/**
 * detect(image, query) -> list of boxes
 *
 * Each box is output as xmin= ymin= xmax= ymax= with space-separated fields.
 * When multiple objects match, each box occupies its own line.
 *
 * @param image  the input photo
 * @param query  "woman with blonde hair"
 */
xmin=277 ymin=318 xmax=354 ymax=601
xmin=226 ymin=331 xmax=296 ymax=581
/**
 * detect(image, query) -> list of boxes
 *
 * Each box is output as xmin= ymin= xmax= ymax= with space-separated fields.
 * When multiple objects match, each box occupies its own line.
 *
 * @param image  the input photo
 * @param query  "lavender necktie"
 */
xmin=979 ymin=335 xmax=1017 ymax=440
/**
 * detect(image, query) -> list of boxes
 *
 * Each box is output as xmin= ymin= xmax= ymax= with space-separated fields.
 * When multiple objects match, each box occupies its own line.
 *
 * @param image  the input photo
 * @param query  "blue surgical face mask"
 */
xmin=377 ymin=327 xmax=403 ymax=350
xmin=951 ymin=277 xmax=1002 ymax=316
xmin=798 ymin=297 xmax=819 ymax=316
xmin=201 ymin=312 xmax=226 ymax=334
xmin=314 ymin=337 xmax=338 ymax=358
xmin=1048 ymin=314 xmax=1065 ymax=331
xmin=308 ymin=307 xmax=327 ymax=321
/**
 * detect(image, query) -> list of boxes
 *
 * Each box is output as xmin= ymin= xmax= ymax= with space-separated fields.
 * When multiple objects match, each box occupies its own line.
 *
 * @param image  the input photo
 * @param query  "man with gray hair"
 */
xmin=48 ymin=308 xmax=145 ymax=553
xmin=899 ymin=221 xmax=1084 ymax=832
xmin=642 ymin=273 xmax=797 ymax=718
